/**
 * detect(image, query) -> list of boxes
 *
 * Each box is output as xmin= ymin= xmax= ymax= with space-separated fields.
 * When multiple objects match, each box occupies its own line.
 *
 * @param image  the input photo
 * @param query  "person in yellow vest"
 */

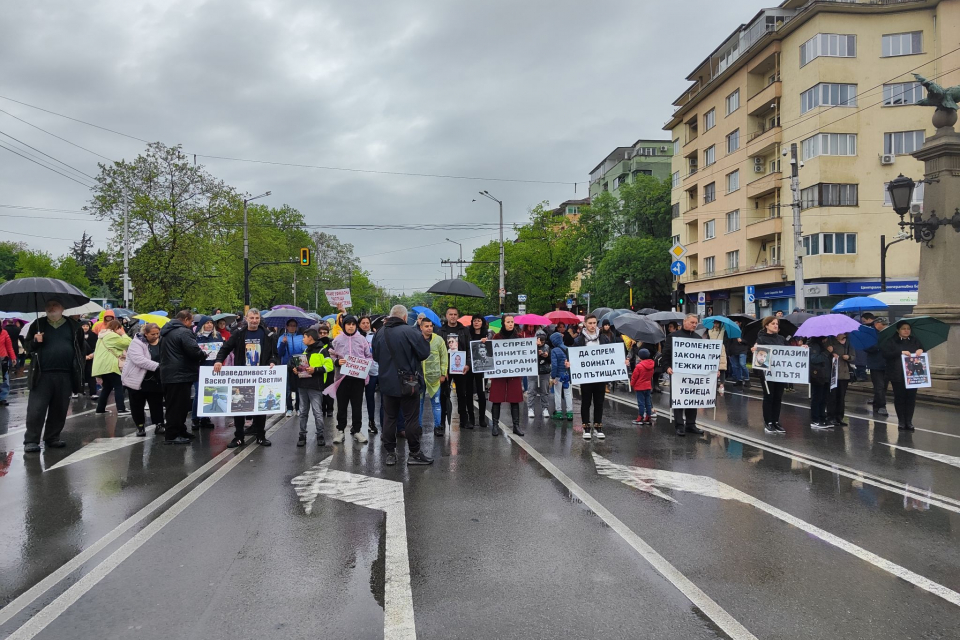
xmin=295 ymin=328 xmax=335 ymax=447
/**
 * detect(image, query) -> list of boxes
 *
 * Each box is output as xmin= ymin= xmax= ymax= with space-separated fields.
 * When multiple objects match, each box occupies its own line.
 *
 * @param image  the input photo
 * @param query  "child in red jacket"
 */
xmin=631 ymin=348 xmax=655 ymax=425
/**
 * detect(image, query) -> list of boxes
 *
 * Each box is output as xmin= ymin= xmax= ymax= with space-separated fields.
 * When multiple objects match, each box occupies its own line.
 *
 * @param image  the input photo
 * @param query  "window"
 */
xmin=883 ymin=82 xmax=924 ymax=106
xmin=704 ymin=145 xmax=716 ymax=166
xmin=703 ymin=256 xmax=715 ymax=274
xmin=704 ymin=183 xmax=716 ymax=204
xmin=636 ymin=147 xmax=657 ymax=156
xmin=800 ymin=33 xmax=856 ymax=66
xmin=704 ymin=219 xmax=716 ymax=240
xmin=725 ymin=89 xmax=740 ymax=115
xmin=801 ymin=133 xmax=857 ymax=160
xmin=803 ymin=233 xmax=858 ymax=256
xmin=770 ymin=244 xmax=780 ymax=262
xmin=800 ymin=183 xmax=859 ymax=209
xmin=671 ymin=203 xmax=680 ymax=219
xmin=884 ymin=130 xmax=925 ymax=155
xmin=672 ymin=171 xmax=680 ymax=188
xmin=800 ymin=83 xmax=857 ymax=114
xmin=726 ymin=209 xmax=740 ymax=233
xmin=704 ymin=109 xmax=716 ymax=131
xmin=566 ymin=206 xmax=580 ymax=214
xmin=769 ymin=159 xmax=780 ymax=174
xmin=726 ymin=129 xmax=740 ymax=154
xmin=726 ymin=250 xmax=740 ymax=270
xmin=726 ymin=170 xmax=740 ymax=194
xmin=672 ymin=234 xmax=681 ymax=247
xmin=883 ymin=180 xmax=924 ymax=206
xmin=882 ymin=32 xmax=922 ymax=57
xmin=674 ymin=139 xmax=680 ymax=155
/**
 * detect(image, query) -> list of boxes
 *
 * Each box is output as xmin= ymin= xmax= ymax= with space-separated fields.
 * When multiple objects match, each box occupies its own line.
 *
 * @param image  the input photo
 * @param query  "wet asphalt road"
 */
xmin=1 ymin=370 xmax=959 ymax=640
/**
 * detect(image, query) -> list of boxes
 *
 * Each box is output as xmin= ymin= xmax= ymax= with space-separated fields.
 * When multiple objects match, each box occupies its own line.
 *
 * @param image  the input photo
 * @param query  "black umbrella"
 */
xmin=636 ymin=308 xmax=659 ymax=316
xmin=646 ymin=311 xmax=686 ymax=324
xmin=783 ymin=311 xmax=814 ymax=327
xmin=600 ymin=308 xmax=632 ymax=326
xmin=592 ymin=307 xmax=613 ymax=320
xmin=0 ymin=277 xmax=90 ymax=312
xmin=613 ymin=315 xmax=665 ymax=343
xmin=726 ymin=314 xmax=755 ymax=325
xmin=426 ymin=279 xmax=485 ymax=298
xmin=742 ymin=318 xmax=798 ymax=345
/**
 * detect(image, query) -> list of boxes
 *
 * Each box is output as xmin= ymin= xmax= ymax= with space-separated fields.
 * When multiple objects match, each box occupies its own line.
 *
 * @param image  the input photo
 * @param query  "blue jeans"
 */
xmin=420 ymin=388 xmax=441 ymax=429
xmin=635 ymin=390 xmax=653 ymax=417
xmin=0 ymin=368 xmax=9 ymax=402
xmin=730 ymin=354 xmax=749 ymax=382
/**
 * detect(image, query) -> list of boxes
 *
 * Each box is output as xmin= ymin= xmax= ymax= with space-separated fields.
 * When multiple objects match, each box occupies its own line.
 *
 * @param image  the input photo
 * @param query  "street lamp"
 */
xmin=887 ymin=174 xmax=960 ymax=247
xmin=243 ymin=190 xmax=271 ymax=313
xmin=478 ymin=191 xmax=505 ymax=313
xmin=445 ymin=237 xmax=463 ymax=277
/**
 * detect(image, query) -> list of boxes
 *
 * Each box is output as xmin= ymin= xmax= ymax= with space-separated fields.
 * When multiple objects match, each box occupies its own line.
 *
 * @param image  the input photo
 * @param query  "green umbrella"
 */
xmin=877 ymin=316 xmax=949 ymax=351
xmin=489 ymin=319 xmax=502 ymax=331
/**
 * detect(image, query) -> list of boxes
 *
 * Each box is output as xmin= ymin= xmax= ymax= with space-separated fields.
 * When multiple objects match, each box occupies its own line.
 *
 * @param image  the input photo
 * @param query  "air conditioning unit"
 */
xmin=660 ymin=145 xmax=668 ymax=152
xmin=754 ymin=157 xmax=764 ymax=167
xmin=754 ymin=165 xmax=765 ymax=173
xmin=880 ymin=154 xmax=896 ymax=165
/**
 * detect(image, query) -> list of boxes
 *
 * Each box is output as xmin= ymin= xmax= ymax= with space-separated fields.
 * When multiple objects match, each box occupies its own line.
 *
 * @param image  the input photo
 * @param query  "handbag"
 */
xmin=385 ymin=327 xmax=420 ymax=397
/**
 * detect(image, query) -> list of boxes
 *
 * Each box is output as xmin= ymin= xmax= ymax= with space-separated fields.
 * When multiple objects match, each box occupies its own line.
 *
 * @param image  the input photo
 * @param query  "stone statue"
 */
xmin=913 ymin=73 xmax=960 ymax=111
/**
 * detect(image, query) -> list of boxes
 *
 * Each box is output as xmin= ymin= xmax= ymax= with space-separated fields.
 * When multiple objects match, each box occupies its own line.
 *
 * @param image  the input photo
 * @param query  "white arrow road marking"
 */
xmin=593 ymin=453 xmax=960 ymax=607
xmin=45 ymin=427 xmax=156 ymax=471
xmin=292 ymin=459 xmax=416 ymax=640
xmin=885 ymin=443 xmax=960 ymax=469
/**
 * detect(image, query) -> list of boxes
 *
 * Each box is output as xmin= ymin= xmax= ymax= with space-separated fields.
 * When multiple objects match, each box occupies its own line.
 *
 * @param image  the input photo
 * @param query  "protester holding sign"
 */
xmin=277 ymin=318 xmax=305 ymax=418
xmin=488 ymin=314 xmax=525 ymax=437
xmin=826 ymin=333 xmax=855 ymax=427
xmin=437 ymin=307 xmax=473 ymax=431
xmin=295 ymin=329 xmax=334 ymax=447
xmin=807 ymin=337 xmax=833 ymax=430
xmin=419 ymin=318 xmax=448 ymax=436
xmin=526 ymin=333 xmax=552 ymax=419
xmin=662 ymin=314 xmax=707 ymax=437
xmin=192 ymin=317 xmax=220 ymax=430
xmin=752 ymin=317 xmax=788 ymax=434
xmin=466 ymin=315 xmax=489 ymax=428
xmin=573 ymin=314 xmax=615 ymax=441
xmin=214 ymin=308 xmax=280 ymax=448
xmin=881 ymin=321 xmax=924 ymax=431
xmin=330 ymin=314 xmax=374 ymax=444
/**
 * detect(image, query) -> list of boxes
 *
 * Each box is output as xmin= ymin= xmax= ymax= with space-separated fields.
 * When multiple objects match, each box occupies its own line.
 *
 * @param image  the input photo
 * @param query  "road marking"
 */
xmin=601 ymin=393 xmax=960 ymax=514
xmin=292 ymin=459 xmax=416 ymax=640
xmin=45 ymin=427 xmax=157 ymax=470
xmin=482 ymin=408 xmax=759 ymax=640
xmin=0 ymin=415 xmax=287 ymax=636
xmin=885 ymin=443 xmax=960 ymax=470
xmin=593 ymin=453 xmax=960 ymax=607
xmin=0 ymin=404 xmax=122 ymax=440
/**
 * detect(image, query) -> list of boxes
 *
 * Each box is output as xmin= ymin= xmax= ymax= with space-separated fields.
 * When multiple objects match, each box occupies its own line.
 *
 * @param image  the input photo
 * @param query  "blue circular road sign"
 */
xmin=670 ymin=261 xmax=686 ymax=276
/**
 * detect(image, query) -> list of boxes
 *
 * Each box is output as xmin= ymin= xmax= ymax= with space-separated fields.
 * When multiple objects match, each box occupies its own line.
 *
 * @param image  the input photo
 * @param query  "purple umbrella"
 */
xmin=794 ymin=313 xmax=861 ymax=338
xmin=271 ymin=304 xmax=304 ymax=311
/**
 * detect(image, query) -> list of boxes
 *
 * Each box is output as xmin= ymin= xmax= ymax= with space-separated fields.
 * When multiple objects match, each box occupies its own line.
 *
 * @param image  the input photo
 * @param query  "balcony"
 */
xmin=747 ymin=81 xmax=781 ymax=117
xmin=746 ymin=171 xmax=781 ymax=198
xmin=679 ymin=259 xmax=783 ymax=284
xmin=747 ymin=125 xmax=781 ymax=156
xmin=746 ymin=214 xmax=782 ymax=240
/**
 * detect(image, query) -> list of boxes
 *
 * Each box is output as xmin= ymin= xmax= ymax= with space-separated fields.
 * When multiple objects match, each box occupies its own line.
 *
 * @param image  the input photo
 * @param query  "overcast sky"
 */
xmin=1 ymin=0 xmax=767 ymax=297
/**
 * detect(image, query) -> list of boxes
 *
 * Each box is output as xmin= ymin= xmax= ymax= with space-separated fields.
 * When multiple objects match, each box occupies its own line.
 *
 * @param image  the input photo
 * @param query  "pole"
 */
xmin=122 ymin=196 xmax=130 ymax=309
xmin=790 ymin=143 xmax=805 ymax=311
xmin=629 ymin=287 xmax=633 ymax=308
xmin=243 ymin=198 xmax=250 ymax=314
xmin=880 ymin=234 xmax=887 ymax=292
xmin=293 ymin=268 xmax=297 ymax=305
xmin=499 ymin=199 xmax=505 ymax=314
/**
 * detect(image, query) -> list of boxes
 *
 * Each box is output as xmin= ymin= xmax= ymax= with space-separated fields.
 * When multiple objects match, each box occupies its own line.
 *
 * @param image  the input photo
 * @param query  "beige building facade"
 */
xmin=666 ymin=0 xmax=960 ymax=315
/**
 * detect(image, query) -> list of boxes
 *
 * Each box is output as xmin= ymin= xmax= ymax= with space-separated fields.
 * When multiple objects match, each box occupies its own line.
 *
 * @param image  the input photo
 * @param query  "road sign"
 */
xmin=518 ymin=304 xmax=526 ymax=314
xmin=517 ymin=294 xmax=527 ymax=303
xmin=669 ymin=241 xmax=687 ymax=260
xmin=745 ymin=285 xmax=755 ymax=304
xmin=670 ymin=261 xmax=686 ymax=276
xmin=697 ymin=292 xmax=706 ymax=304
xmin=566 ymin=299 xmax=574 ymax=309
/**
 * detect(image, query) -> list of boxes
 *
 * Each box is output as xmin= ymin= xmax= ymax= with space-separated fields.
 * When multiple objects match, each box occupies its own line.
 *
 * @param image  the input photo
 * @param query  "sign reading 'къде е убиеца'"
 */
xmin=569 ymin=343 xmax=628 ymax=385
xmin=485 ymin=338 xmax=537 ymax=379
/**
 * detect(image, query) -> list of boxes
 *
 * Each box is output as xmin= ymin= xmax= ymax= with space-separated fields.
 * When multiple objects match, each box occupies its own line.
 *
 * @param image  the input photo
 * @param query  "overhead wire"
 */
xmin=0 ymin=106 xmax=115 ymax=161
xmin=0 ymin=141 xmax=94 ymax=189
xmin=0 ymin=128 xmax=99 ymax=181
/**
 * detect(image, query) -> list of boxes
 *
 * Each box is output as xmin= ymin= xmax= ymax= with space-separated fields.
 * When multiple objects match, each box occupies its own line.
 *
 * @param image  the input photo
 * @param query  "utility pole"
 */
xmin=122 ymin=195 xmax=130 ymax=309
xmin=789 ymin=143 xmax=805 ymax=311
xmin=243 ymin=191 xmax=271 ymax=313
xmin=479 ymin=191 xmax=505 ymax=313
xmin=446 ymin=238 xmax=463 ymax=277
xmin=293 ymin=268 xmax=297 ymax=305
xmin=880 ymin=233 xmax=910 ymax=292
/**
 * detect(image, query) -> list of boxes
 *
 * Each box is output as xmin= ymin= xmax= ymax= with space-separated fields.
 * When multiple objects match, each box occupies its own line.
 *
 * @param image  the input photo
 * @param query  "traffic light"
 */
xmin=677 ymin=284 xmax=685 ymax=308
xmin=300 ymin=247 xmax=311 ymax=266
xmin=670 ymin=291 xmax=678 ymax=308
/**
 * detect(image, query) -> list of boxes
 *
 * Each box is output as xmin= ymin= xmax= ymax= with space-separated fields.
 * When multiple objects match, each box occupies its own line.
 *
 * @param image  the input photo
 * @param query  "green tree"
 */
xmin=0 ymin=241 xmax=24 ymax=282
xmin=55 ymin=256 xmax=92 ymax=293
xmin=15 ymin=250 xmax=58 ymax=278
xmin=582 ymin=236 xmax=671 ymax=309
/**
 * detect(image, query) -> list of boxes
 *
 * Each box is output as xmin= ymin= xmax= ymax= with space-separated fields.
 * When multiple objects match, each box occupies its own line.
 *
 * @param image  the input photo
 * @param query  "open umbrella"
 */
xmin=427 ymin=279 xmax=485 ymax=298
xmin=110 ymin=308 xmax=136 ymax=319
xmin=412 ymin=306 xmax=442 ymax=326
xmin=322 ymin=313 xmax=337 ymax=322
xmin=545 ymin=310 xmax=579 ymax=323
xmin=847 ymin=323 xmax=879 ymax=351
xmin=878 ymin=316 xmax=949 ymax=351
xmin=457 ymin=315 xmax=472 ymax=326
xmin=742 ymin=318 xmax=798 ymax=345
xmin=133 ymin=313 xmax=170 ymax=327
xmin=489 ymin=318 xmax=502 ymax=331
xmin=0 ymin=277 xmax=90 ymax=312
xmin=212 ymin=312 xmax=237 ymax=322
xmin=272 ymin=304 xmax=304 ymax=311
xmin=484 ymin=315 xmax=499 ymax=322
xmin=646 ymin=311 xmax=686 ymax=324
xmin=794 ymin=313 xmax=861 ymax=338
xmin=591 ymin=307 xmax=613 ymax=320
xmin=782 ymin=311 xmax=814 ymax=326
xmin=832 ymin=297 xmax=888 ymax=313
xmin=261 ymin=308 xmax=315 ymax=329
xmin=726 ymin=314 xmax=755 ymax=325
xmin=702 ymin=315 xmax=742 ymax=339
xmin=0 ymin=311 xmax=34 ymax=321
xmin=514 ymin=313 xmax=551 ymax=326
xmin=636 ymin=308 xmax=659 ymax=316
xmin=613 ymin=315 xmax=665 ymax=344
xmin=147 ymin=310 xmax=169 ymax=317
xmin=600 ymin=309 xmax=632 ymax=326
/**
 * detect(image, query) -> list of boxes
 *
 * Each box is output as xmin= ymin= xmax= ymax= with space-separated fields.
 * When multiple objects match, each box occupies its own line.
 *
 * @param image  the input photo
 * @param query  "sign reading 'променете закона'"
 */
xmin=569 ymin=343 xmax=628 ymax=385
xmin=671 ymin=337 xmax=722 ymax=372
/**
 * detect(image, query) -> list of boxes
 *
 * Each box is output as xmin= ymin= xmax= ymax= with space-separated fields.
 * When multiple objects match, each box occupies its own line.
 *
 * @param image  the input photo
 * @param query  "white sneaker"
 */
xmin=542 ymin=408 xmax=550 ymax=417
xmin=285 ymin=410 xmax=293 ymax=418
xmin=582 ymin=426 xmax=592 ymax=440
xmin=353 ymin=431 xmax=368 ymax=444
xmin=594 ymin=430 xmax=606 ymax=440
xmin=332 ymin=430 xmax=345 ymax=444
xmin=527 ymin=408 xmax=535 ymax=419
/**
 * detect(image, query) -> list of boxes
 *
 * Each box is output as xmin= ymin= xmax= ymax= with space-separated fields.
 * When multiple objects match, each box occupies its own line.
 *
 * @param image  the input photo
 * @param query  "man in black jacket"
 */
xmin=436 ymin=307 xmax=473 ymax=432
xmin=662 ymin=314 xmax=706 ymax=437
xmin=23 ymin=299 xmax=85 ymax=452
xmin=214 ymin=308 xmax=280 ymax=447
xmin=159 ymin=309 xmax=207 ymax=444
xmin=372 ymin=305 xmax=433 ymax=466
xmin=863 ymin=317 xmax=889 ymax=416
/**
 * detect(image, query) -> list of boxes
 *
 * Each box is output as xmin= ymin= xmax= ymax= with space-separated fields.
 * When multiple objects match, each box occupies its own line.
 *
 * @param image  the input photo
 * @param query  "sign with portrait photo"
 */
xmin=470 ymin=340 xmax=495 ymax=374
xmin=198 ymin=342 xmax=222 ymax=361
xmin=449 ymin=350 xmax=467 ymax=375
xmin=758 ymin=346 xmax=809 ymax=384
xmin=197 ymin=366 xmax=287 ymax=417
xmin=903 ymin=353 xmax=932 ymax=389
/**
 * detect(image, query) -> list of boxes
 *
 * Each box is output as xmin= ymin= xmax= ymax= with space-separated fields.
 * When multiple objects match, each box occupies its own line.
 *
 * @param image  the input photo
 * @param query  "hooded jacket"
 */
xmin=91 ymin=329 xmax=132 ymax=377
xmin=631 ymin=358 xmax=655 ymax=391
xmin=194 ymin=327 xmax=222 ymax=368
xmin=422 ymin=332 xmax=448 ymax=397
xmin=277 ymin=330 xmax=306 ymax=366
xmin=372 ymin=316 xmax=431 ymax=397
xmin=159 ymin=320 xmax=207 ymax=384
xmin=296 ymin=340 xmax=335 ymax=391
xmin=536 ymin=336 xmax=551 ymax=375
xmin=549 ymin=332 xmax=569 ymax=381
xmin=122 ymin=333 xmax=161 ymax=390
xmin=331 ymin=321 xmax=373 ymax=383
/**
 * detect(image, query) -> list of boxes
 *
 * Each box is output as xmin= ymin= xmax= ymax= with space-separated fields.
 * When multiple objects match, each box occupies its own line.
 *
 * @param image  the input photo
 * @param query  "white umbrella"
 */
xmin=870 ymin=291 xmax=918 ymax=306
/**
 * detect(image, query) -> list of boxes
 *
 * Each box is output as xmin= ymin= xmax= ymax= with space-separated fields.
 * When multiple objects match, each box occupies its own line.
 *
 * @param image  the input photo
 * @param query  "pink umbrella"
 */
xmin=514 ymin=313 xmax=551 ymax=326
xmin=545 ymin=310 xmax=579 ymax=323
xmin=576 ymin=315 xmax=585 ymax=322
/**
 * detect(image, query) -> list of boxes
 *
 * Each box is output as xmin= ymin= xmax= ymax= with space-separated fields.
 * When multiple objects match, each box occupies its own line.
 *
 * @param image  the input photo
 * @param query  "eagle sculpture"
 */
xmin=914 ymin=73 xmax=960 ymax=111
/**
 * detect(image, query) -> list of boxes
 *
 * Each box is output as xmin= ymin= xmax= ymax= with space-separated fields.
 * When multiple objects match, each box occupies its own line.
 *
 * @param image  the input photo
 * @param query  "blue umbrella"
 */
xmin=412 ymin=306 xmax=442 ymax=326
xmin=848 ymin=324 xmax=879 ymax=351
xmin=322 ymin=313 xmax=337 ymax=321
xmin=261 ymin=308 xmax=315 ymax=329
xmin=148 ymin=310 xmax=169 ymax=317
xmin=702 ymin=315 xmax=742 ymax=339
xmin=832 ymin=297 xmax=888 ymax=313
xmin=484 ymin=315 xmax=499 ymax=322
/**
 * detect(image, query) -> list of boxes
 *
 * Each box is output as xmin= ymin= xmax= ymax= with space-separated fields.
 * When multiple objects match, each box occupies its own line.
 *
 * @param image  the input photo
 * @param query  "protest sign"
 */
xmin=760 ymin=346 xmax=809 ymax=384
xmin=470 ymin=341 xmax=495 ymax=373
xmin=903 ymin=353 xmax=932 ymax=389
xmin=569 ymin=343 xmax=628 ymax=385
xmin=671 ymin=337 xmax=722 ymax=372
xmin=671 ymin=370 xmax=717 ymax=409
xmin=342 ymin=355 xmax=373 ymax=379
xmin=325 ymin=288 xmax=352 ymax=308
xmin=449 ymin=350 xmax=467 ymax=375
xmin=198 ymin=342 xmax=222 ymax=361
xmin=830 ymin=357 xmax=839 ymax=390
xmin=197 ymin=366 xmax=287 ymax=417
xmin=290 ymin=354 xmax=312 ymax=378
xmin=752 ymin=346 xmax=771 ymax=372
xmin=486 ymin=338 xmax=537 ymax=379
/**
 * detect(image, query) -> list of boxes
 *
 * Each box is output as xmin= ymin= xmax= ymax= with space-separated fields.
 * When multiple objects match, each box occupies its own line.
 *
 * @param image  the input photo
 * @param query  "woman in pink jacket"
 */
xmin=122 ymin=323 xmax=164 ymax=437
xmin=329 ymin=315 xmax=373 ymax=444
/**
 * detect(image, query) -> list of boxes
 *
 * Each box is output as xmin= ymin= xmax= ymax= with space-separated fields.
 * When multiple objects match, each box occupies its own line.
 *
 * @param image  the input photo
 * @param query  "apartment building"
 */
xmin=665 ymin=0 xmax=960 ymax=315
xmin=589 ymin=139 xmax=674 ymax=200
